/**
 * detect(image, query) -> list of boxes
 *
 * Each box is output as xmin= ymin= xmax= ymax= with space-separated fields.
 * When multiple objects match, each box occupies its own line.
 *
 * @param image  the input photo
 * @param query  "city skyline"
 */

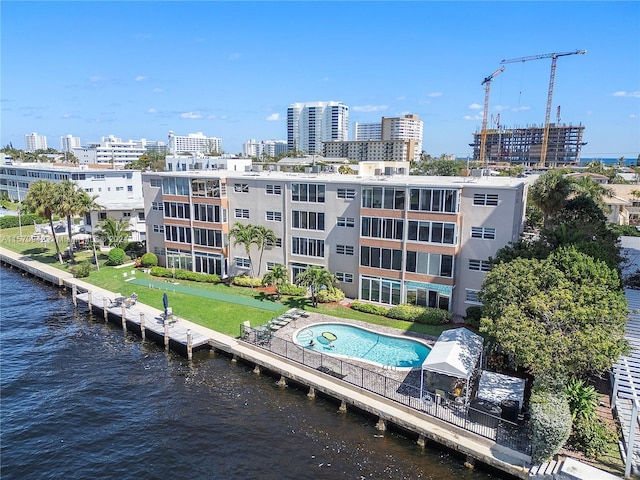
xmin=2 ymin=1 xmax=639 ymax=158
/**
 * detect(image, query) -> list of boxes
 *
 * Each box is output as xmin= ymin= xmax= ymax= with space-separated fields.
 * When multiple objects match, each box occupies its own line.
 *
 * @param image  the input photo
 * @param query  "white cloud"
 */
xmin=147 ymin=108 xmax=157 ymax=114
xmin=468 ymin=103 xmax=482 ymax=110
xmin=631 ymin=114 xmax=638 ymax=119
xmin=266 ymin=113 xmax=280 ymax=121
xmin=396 ymin=95 xmax=406 ymax=101
xmin=463 ymin=114 xmax=483 ymax=120
xmin=511 ymin=106 xmax=530 ymax=112
xmin=353 ymin=105 xmax=389 ymax=112
xmin=207 ymin=115 xmax=216 ymax=120
xmin=135 ymin=75 xmax=147 ymax=82
xmin=494 ymin=105 xmax=508 ymax=111
xmin=89 ymin=76 xmax=104 ymax=83
xmin=428 ymin=92 xmax=443 ymax=97
xmin=613 ymin=91 xmax=640 ymax=98
xmin=180 ymin=112 xmax=202 ymax=119
xmin=228 ymin=52 xmax=241 ymax=60
xmin=153 ymin=88 xmax=164 ymax=93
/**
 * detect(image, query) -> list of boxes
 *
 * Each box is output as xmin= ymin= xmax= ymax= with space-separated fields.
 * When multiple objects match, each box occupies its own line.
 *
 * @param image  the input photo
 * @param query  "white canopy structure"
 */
xmin=420 ymin=328 xmax=484 ymax=403
xmin=476 ymin=370 xmax=526 ymax=409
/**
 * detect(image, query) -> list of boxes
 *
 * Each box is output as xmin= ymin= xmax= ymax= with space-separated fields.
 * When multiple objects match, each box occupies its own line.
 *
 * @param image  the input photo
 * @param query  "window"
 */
xmin=362 ymin=187 xmax=405 ymax=210
xmin=471 ymin=227 xmax=496 ymax=239
xmin=115 ymin=186 xmax=124 ymax=191
xmin=361 ymin=217 xmax=404 ymax=240
xmin=473 ymin=193 xmax=499 ymax=206
xmin=234 ymin=209 xmax=250 ymax=219
xmin=194 ymin=204 xmax=225 ymax=223
xmin=164 ymin=202 xmax=191 ymax=219
xmin=292 ymin=211 xmax=325 ymax=230
xmin=192 ymin=178 xmax=225 ymax=198
xmin=406 ymin=287 xmax=450 ymax=310
xmin=84 ymin=188 xmax=93 ymax=193
xmin=337 ymin=217 xmax=355 ymax=228
xmin=292 ymin=183 xmax=325 ymax=203
xmin=162 ymin=177 xmax=190 ymax=195
xmin=337 ymin=188 xmax=356 ymax=199
xmin=193 ymin=228 xmax=224 ymax=248
xmin=409 ymin=188 xmax=458 ymax=213
xmin=164 ymin=225 xmax=192 ymax=244
xmin=336 ymin=245 xmax=354 ymax=255
xmin=292 ymin=237 xmax=325 ymax=257
xmin=153 ymin=224 xmax=164 ymax=233
xmin=469 ymin=259 xmax=491 ymax=272
xmin=335 ymin=272 xmax=354 ymax=284
xmin=360 ymin=276 xmax=401 ymax=305
xmin=266 ymin=211 xmax=282 ymax=222
xmin=99 ymin=212 xmax=107 ymax=220
xmin=138 ymin=212 xmax=145 ymax=221
xmin=123 ymin=212 xmax=131 ymax=217
xmin=266 ymin=184 xmax=282 ymax=195
xmin=127 ymin=185 xmax=133 ymax=192
xmin=405 ymin=251 xmax=454 ymax=277
xmin=236 ymin=257 xmax=251 ymax=268
xmin=465 ymin=289 xmax=482 ymax=304
xmin=234 ymin=183 xmax=249 ymax=193
xmin=407 ymin=221 xmax=456 ymax=245
xmin=360 ymin=246 xmax=402 ymax=271
xmin=150 ymin=178 xmax=162 ymax=188
xmin=266 ymin=262 xmax=282 ymax=271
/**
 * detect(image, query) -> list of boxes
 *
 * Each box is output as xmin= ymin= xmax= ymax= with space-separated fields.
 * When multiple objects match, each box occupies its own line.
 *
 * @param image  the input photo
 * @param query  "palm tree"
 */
xmin=295 ymin=265 xmax=337 ymax=308
xmin=229 ymin=222 xmax=257 ymax=279
xmin=23 ymin=180 xmax=64 ymax=264
xmin=57 ymin=180 xmax=81 ymax=261
xmin=95 ymin=218 xmax=130 ymax=248
xmin=570 ymin=176 xmax=613 ymax=210
xmin=74 ymin=190 xmax=101 ymax=269
xmin=262 ymin=264 xmax=288 ymax=300
xmin=252 ymin=225 xmax=277 ymax=278
xmin=529 ymin=170 xmax=572 ymax=228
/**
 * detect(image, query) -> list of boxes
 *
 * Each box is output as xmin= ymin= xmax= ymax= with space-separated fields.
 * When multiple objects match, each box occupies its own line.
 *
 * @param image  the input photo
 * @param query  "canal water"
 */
xmin=0 ymin=267 xmax=509 ymax=480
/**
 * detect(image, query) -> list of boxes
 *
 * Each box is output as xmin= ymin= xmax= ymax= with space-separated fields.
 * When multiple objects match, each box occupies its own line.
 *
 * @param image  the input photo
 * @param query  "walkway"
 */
xmin=128 ymin=277 xmax=284 ymax=312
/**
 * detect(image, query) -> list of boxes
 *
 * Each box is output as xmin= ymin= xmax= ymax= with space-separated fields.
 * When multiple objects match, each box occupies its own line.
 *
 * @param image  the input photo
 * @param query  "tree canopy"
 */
xmin=480 ymin=246 xmax=629 ymax=380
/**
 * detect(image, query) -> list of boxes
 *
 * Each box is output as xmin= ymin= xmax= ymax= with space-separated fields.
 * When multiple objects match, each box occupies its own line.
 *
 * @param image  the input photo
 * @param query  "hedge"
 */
xmin=465 ymin=306 xmax=483 ymax=328
xmin=140 ymin=252 xmax=158 ymax=268
xmin=150 ymin=266 xmax=220 ymax=283
xmin=231 ymin=275 xmax=263 ymax=287
xmin=316 ymin=288 xmax=345 ymax=303
xmin=530 ymin=390 xmax=572 ymax=464
xmin=351 ymin=301 xmax=389 ymax=316
xmin=278 ymin=283 xmax=307 ymax=296
xmin=386 ymin=304 xmax=451 ymax=324
xmin=0 ymin=214 xmax=48 ymax=229
xmin=107 ymin=248 xmax=127 ymax=266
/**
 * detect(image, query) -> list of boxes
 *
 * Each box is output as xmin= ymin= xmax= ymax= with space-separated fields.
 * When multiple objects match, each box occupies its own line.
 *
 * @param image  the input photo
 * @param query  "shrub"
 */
xmin=351 ymin=301 xmax=389 ymax=316
xmin=465 ymin=306 xmax=483 ymax=328
xmin=414 ymin=307 xmax=451 ymax=325
xmin=565 ymin=378 xmax=598 ymax=421
xmin=123 ymin=241 xmax=146 ymax=259
xmin=278 ymin=283 xmax=307 ymax=296
xmin=106 ymin=248 xmax=127 ymax=266
xmin=530 ymin=390 xmax=572 ymax=464
xmin=316 ymin=288 xmax=345 ymax=303
xmin=71 ymin=260 xmax=92 ymax=278
xmin=140 ymin=252 xmax=158 ymax=268
xmin=231 ymin=275 xmax=263 ymax=287
xmin=569 ymin=416 xmax=616 ymax=459
xmin=386 ymin=304 xmax=426 ymax=321
xmin=0 ymin=214 xmax=47 ymax=229
xmin=149 ymin=266 xmax=219 ymax=283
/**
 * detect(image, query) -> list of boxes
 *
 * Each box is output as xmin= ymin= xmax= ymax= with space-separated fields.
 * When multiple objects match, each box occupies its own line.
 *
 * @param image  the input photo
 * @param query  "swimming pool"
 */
xmin=294 ymin=323 xmax=431 ymax=369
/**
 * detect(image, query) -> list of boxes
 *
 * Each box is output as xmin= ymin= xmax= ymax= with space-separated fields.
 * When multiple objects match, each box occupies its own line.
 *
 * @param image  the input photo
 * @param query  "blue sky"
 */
xmin=2 ymin=1 xmax=639 ymax=158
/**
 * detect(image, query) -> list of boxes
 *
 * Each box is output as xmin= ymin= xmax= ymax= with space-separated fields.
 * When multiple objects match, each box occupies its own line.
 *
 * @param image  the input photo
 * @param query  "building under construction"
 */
xmin=470 ymin=123 xmax=586 ymax=167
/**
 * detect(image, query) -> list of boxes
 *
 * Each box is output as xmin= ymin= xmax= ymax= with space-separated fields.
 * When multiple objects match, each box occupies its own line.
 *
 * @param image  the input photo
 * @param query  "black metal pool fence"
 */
xmin=240 ymin=325 xmax=531 ymax=455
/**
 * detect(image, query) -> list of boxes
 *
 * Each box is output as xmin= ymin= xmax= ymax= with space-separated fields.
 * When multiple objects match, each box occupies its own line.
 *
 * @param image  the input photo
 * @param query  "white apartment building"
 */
xmin=142 ymin=168 xmax=527 ymax=318
xmin=243 ymin=139 xmax=288 ymax=158
xmin=382 ymin=114 xmax=424 ymax=160
xmin=287 ymin=101 xmax=349 ymax=154
xmin=0 ymin=163 xmax=146 ymax=242
xmin=60 ymin=135 xmax=81 ymax=152
xmin=24 ymin=133 xmax=48 ymax=152
xmin=72 ymin=135 xmax=146 ymax=167
xmin=353 ymin=122 xmax=382 ymax=141
xmin=167 ymin=131 xmax=222 ymax=155
xmin=166 ymin=154 xmax=252 ymax=172
xmin=323 ymin=139 xmax=414 ymax=162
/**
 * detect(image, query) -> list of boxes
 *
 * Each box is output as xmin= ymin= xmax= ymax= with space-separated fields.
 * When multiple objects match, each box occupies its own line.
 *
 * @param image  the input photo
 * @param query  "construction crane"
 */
xmin=500 ymin=49 xmax=586 ymax=167
xmin=480 ymin=66 xmax=505 ymax=167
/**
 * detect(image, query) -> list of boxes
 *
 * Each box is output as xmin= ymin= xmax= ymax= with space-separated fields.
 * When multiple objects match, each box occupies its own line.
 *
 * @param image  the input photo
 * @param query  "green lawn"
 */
xmin=0 ymin=224 xmax=459 ymax=338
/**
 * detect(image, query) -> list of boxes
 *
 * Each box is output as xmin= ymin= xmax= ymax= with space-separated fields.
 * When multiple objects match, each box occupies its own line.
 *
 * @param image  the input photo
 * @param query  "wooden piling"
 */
xmin=417 ymin=435 xmax=426 ymax=448
xmin=164 ymin=318 xmax=169 ymax=350
xmin=253 ymin=365 xmax=261 ymax=375
xmin=186 ymin=329 xmax=193 ymax=360
xmin=307 ymin=387 xmax=316 ymax=399
xmin=338 ymin=400 xmax=347 ymax=413
xmin=276 ymin=375 xmax=287 ymax=387
xmin=103 ymin=298 xmax=108 ymax=321
xmin=140 ymin=312 xmax=145 ymax=340
xmin=376 ymin=418 xmax=387 ymax=431
xmin=121 ymin=304 xmax=127 ymax=332
xmin=87 ymin=291 xmax=92 ymax=310
xmin=72 ymin=284 xmax=77 ymax=307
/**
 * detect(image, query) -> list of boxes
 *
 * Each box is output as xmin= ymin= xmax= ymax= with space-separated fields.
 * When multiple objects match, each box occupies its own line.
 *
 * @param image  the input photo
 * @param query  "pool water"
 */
xmin=294 ymin=323 xmax=431 ymax=369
